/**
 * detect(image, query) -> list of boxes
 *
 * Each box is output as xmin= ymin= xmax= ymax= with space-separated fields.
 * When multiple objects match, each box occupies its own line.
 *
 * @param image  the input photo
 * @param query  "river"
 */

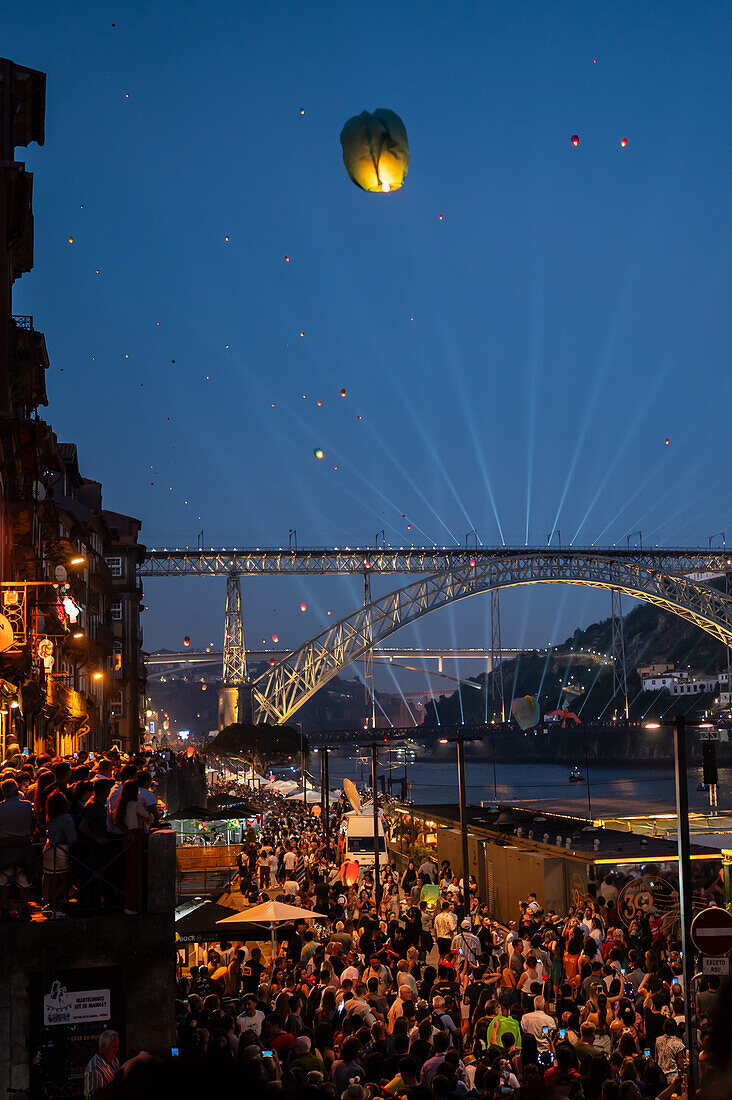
xmin=323 ymin=755 xmax=732 ymax=819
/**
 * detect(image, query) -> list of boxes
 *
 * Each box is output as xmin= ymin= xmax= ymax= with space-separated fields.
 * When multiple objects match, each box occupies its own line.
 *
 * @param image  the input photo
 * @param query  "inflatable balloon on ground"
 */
xmin=340 ymin=109 xmax=409 ymax=193
xmin=511 ymin=695 xmax=540 ymax=730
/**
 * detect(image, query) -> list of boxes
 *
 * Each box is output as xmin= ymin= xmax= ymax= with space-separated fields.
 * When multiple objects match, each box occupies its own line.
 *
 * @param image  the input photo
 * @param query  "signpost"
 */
xmin=702 ymin=956 xmax=730 ymax=977
xmin=691 ymin=906 xmax=732 ymax=957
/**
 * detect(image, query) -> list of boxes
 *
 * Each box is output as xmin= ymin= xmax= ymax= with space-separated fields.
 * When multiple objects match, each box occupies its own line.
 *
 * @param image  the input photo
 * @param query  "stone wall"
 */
xmin=0 ymin=831 xmax=175 ymax=1097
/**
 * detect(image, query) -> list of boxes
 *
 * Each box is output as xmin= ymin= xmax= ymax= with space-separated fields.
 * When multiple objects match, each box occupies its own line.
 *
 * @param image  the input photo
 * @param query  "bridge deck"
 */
xmin=140 ymin=546 xmax=732 ymax=577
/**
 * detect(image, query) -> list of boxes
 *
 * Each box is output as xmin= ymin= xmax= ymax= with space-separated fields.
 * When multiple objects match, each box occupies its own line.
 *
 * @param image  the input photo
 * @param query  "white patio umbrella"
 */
xmin=216 ymin=899 xmax=326 ymax=961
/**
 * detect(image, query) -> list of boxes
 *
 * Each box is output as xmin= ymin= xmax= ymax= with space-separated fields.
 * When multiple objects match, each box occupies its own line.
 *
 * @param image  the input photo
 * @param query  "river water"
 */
xmin=323 ymin=755 xmax=732 ymax=819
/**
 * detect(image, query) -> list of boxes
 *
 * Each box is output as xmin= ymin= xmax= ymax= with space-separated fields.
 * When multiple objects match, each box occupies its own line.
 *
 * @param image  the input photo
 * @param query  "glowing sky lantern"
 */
xmin=665 ymin=437 xmax=670 ymax=445
xmin=511 ymin=695 xmax=540 ymax=730
xmin=340 ymin=388 xmax=346 ymax=397
xmin=184 ymin=636 xmax=190 ymax=647
xmin=269 ymin=658 xmax=275 ymax=666
xmin=571 ymin=134 xmax=580 ymax=147
xmin=340 ymin=109 xmax=409 ymax=193
xmin=314 ymin=448 xmax=324 ymax=459
xmin=421 ymin=883 xmax=440 ymax=910
xmin=272 ymin=634 xmax=279 ymax=643
xmin=620 ymin=137 xmax=628 ymax=148
xmin=340 ymin=860 xmax=360 ymax=887
xmin=300 ymin=602 xmax=307 ymax=612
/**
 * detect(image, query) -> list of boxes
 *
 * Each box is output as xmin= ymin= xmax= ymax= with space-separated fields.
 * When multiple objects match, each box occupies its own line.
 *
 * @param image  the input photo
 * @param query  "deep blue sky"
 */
xmin=7 ymin=1 xmax=732 ymax=666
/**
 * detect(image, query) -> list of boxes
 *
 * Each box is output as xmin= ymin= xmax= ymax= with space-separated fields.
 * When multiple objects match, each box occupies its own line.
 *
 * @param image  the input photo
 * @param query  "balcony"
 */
xmin=9 ymin=317 xmax=49 ymax=415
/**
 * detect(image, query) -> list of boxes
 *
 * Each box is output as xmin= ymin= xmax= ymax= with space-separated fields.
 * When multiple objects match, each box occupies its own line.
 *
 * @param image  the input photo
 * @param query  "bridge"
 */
xmin=139 ymin=546 xmax=732 ymax=727
xmin=146 ymin=646 xmax=533 ymax=675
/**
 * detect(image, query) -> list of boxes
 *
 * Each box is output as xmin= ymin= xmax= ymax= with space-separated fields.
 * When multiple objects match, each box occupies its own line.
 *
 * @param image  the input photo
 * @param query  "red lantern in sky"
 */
xmin=620 ymin=137 xmax=628 ymax=148
xmin=665 ymin=437 xmax=670 ymax=445
xmin=340 ymin=388 xmax=346 ymax=397
xmin=269 ymin=658 xmax=275 ymax=666
xmin=184 ymin=636 xmax=190 ymax=647
xmin=571 ymin=134 xmax=579 ymax=147
xmin=272 ymin=634 xmax=279 ymax=643
xmin=300 ymin=602 xmax=307 ymax=612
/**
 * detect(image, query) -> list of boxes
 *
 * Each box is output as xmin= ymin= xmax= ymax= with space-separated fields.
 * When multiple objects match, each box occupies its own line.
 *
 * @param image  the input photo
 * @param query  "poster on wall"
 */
xmin=43 ymin=981 xmax=111 ymax=1026
xmin=30 ymin=967 xmax=123 ymax=1095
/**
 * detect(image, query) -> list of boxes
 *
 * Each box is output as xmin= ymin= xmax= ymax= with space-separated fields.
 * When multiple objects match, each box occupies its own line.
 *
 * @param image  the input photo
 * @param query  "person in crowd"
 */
xmin=84 ymin=1029 xmax=120 ymax=1098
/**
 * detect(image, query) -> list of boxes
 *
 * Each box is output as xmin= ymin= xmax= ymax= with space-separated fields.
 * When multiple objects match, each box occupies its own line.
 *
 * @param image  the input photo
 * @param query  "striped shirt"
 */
xmin=84 ymin=1054 xmax=119 ymax=1098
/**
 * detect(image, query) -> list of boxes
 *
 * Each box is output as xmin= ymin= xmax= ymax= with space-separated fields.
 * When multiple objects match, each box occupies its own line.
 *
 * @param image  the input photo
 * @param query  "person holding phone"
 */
xmin=519 ymin=994 xmax=556 ymax=1051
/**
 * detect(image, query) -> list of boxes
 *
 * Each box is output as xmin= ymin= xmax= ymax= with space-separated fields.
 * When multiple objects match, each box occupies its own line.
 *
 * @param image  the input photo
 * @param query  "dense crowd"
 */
xmin=0 ymin=746 xmax=172 ymax=918
xmin=167 ymin=786 xmax=727 ymax=1100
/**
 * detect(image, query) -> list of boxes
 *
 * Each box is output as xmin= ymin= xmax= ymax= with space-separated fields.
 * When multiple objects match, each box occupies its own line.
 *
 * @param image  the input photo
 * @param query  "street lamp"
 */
xmin=643 ymin=716 xmax=698 ymax=1096
xmin=437 ymin=733 xmax=481 ymax=909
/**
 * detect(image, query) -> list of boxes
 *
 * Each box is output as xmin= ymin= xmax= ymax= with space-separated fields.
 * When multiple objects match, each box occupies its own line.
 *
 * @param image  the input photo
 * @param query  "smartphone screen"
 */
xmin=262 ymin=1050 xmax=273 ymax=1057
xmin=644 ymin=1048 xmax=650 ymax=1058
xmin=559 ymin=1028 xmax=566 ymax=1038
xmin=542 ymin=1025 xmax=549 ymax=1036
xmin=89 ymin=751 xmax=95 ymax=760
xmin=171 ymin=1048 xmax=179 ymax=1057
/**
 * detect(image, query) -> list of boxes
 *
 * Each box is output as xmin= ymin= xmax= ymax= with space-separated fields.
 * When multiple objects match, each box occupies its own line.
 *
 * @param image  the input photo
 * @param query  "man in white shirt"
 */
xmin=363 ymin=956 xmax=392 ymax=995
xmin=386 ymin=986 xmax=415 ymax=1033
xmin=283 ymin=845 xmax=297 ymax=876
xmin=236 ymin=994 xmax=265 ymax=1036
xmin=520 ymin=995 xmax=556 ymax=1051
xmin=451 ymin=920 xmax=481 ymax=966
xmin=340 ymin=953 xmax=361 ymax=985
xmin=434 ymin=903 xmax=458 ymax=956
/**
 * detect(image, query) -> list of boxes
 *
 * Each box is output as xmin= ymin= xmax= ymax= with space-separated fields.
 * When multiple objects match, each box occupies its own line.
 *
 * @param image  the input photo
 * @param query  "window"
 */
xmin=106 ymin=556 xmax=122 ymax=578
xmin=111 ymin=600 xmax=122 ymax=621
xmin=113 ymin=639 xmax=122 ymax=672
xmin=110 ymin=692 xmax=124 ymax=717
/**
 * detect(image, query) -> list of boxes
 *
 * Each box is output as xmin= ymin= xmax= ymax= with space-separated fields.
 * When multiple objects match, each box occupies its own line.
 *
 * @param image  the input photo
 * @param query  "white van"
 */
xmin=339 ymin=809 xmax=389 ymax=869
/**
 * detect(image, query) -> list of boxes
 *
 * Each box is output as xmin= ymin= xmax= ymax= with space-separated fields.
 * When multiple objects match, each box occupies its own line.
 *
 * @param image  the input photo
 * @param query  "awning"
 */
xmin=175 ymin=901 xmax=240 ymax=942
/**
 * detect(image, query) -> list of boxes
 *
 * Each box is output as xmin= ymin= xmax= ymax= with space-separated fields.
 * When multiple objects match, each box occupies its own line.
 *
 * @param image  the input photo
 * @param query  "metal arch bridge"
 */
xmin=140 ymin=545 xmax=732 ymax=577
xmin=138 ymin=545 xmax=732 ymax=726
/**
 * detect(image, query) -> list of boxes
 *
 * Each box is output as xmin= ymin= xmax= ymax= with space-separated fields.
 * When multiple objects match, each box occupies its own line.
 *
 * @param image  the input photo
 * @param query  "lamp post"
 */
xmin=644 ymin=716 xmax=697 ymax=1097
xmin=439 ymin=734 xmax=478 ymax=909
xmin=371 ymin=743 xmax=381 ymax=908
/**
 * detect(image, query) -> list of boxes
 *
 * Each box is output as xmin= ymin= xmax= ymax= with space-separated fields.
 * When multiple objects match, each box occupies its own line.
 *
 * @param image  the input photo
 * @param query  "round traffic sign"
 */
xmin=691 ymin=906 xmax=732 ymax=955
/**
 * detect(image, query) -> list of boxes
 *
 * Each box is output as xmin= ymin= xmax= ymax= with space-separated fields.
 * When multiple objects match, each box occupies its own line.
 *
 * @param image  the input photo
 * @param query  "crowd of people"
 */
xmin=167 ymin=784 xmax=728 ymax=1100
xmin=0 ymin=746 xmax=170 ymax=918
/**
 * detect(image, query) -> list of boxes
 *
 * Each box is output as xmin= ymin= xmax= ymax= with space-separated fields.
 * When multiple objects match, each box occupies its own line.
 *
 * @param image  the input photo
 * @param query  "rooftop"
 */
xmin=402 ymin=802 xmax=724 ymax=865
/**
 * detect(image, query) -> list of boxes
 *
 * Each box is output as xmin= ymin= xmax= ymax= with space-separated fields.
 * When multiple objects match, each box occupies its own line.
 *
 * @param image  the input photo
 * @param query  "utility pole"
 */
xmin=673 ymin=717 xmax=697 ymax=1098
xmin=371 ymin=744 xmax=381 ymax=907
xmin=457 ymin=735 xmax=471 ymax=908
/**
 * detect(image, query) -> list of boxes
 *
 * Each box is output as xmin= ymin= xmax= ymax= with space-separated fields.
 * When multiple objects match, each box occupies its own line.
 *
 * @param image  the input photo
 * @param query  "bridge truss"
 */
xmin=246 ymin=551 xmax=732 ymax=725
xmin=138 ymin=546 xmax=732 ymax=726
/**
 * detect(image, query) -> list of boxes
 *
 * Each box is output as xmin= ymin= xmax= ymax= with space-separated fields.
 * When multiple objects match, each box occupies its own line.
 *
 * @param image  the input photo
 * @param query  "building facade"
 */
xmin=0 ymin=59 xmax=145 ymax=758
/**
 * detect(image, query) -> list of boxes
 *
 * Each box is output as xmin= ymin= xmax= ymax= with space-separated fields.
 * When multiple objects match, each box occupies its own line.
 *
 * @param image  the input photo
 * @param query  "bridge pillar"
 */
xmin=610 ymin=589 xmax=629 ymax=719
xmin=363 ymin=571 xmax=376 ymax=729
xmin=223 ymin=573 xmax=247 ymax=684
xmin=218 ymin=683 xmax=254 ymax=729
xmin=218 ymin=685 xmax=239 ymax=729
xmin=490 ymin=590 xmax=505 ymax=721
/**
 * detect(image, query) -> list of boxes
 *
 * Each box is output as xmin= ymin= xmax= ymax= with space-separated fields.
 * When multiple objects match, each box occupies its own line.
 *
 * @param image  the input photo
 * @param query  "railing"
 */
xmin=0 ymin=832 xmax=154 ymax=918
xmin=176 ymin=861 xmax=239 ymax=899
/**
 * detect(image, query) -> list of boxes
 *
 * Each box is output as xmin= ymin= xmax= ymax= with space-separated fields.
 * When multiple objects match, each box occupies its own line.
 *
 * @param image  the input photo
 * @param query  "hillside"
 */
xmin=421 ymin=594 xmax=729 ymax=728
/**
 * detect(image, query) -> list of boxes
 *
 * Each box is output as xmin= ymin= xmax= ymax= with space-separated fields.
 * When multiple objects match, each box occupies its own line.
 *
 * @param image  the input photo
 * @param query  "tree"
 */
xmin=205 ymin=723 xmax=306 ymax=769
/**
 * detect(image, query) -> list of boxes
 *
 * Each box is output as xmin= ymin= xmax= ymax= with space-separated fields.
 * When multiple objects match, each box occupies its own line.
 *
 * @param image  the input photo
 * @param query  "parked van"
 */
xmin=339 ymin=809 xmax=389 ymax=868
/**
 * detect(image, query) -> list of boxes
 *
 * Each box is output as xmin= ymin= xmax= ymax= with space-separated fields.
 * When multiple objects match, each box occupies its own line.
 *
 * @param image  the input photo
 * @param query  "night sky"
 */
xmin=6 ymin=2 xmax=732 ymax=669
